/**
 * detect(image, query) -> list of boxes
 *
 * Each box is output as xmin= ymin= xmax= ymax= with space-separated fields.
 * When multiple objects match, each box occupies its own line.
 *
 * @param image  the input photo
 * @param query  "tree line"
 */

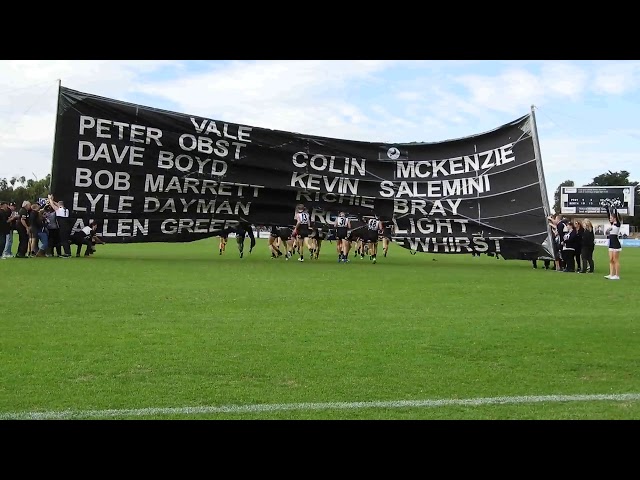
xmin=0 ymin=175 xmax=51 ymax=206
xmin=2 ymin=169 xmax=638 ymax=227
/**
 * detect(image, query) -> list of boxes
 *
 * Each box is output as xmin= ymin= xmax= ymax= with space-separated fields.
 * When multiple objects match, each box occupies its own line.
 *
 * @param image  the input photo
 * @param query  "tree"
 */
xmin=553 ymin=179 xmax=575 ymax=215
xmin=586 ymin=170 xmax=634 ymax=187
xmin=0 ymin=174 xmax=52 ymax=207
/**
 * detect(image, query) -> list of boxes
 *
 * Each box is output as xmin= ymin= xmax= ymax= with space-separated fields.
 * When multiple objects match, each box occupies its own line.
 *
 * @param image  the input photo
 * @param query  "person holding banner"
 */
xmin=48 ymin=195 xmax=72 ymax=258
xmin=604 ymin=205 xmax=622 ymax=280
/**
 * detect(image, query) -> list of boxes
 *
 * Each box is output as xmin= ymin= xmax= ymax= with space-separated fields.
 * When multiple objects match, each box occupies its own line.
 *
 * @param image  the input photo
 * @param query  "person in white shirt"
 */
xmin=69 ymin=223 xmax=95 ymax=257
xmin=47 ymin=195 xmax=72 ymax=258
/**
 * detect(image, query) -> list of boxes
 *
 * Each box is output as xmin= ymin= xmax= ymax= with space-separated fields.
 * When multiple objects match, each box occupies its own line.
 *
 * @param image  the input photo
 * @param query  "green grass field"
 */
xmin=1 ymin=236 xmax=638 ymax=420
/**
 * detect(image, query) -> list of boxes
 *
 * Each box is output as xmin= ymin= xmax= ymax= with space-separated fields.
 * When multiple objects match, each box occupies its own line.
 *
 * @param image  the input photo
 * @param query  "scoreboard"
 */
xmin=561 ymin=186 xmax=636 ymax=216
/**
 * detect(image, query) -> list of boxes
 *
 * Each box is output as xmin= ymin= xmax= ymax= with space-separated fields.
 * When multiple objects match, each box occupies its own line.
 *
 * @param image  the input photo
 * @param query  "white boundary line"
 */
xmin=2 ymin=393 xmax=640 ymax=420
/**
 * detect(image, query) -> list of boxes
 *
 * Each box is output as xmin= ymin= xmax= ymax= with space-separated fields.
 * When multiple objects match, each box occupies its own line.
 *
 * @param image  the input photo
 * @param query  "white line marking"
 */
xmin=2 ymin=393 xmax=639 ymax=419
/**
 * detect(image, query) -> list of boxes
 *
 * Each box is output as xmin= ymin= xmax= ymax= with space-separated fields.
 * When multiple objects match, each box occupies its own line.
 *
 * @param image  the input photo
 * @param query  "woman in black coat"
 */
xmin=573 ymin=219 xmax=584 ymax=272
xmin=562 ymin=222 xmax=578 ymax=272
xmin=580 ymin=219 xmax=595 ymax=273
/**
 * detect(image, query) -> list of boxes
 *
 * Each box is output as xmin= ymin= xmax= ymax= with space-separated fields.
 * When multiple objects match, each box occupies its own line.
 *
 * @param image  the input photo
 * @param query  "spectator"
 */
xmin=580 ymin=219 xmax=595 ymax=273
xmin=28 ymin=203 xmax=47 ymax=257
xmin=2 ymin=202 xmax=18 ymax=257
xmin=573 ymin=219 xmax=583 ymax=273
xmin=42 ymin=204 xmax=60 ymax=257
xmin=15 ymin=200 xmax=31 ymax=258
xmin=0 ymin=201 xmax=11 ymax=258
xmin=557 ymin=216 xmax=570 ymax=270
xmin=562 ymin=221 xmax=578 ymax=272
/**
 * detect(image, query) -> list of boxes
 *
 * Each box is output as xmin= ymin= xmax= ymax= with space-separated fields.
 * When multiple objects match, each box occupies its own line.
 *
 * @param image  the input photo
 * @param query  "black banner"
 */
xmin=51 ymin=86 xmax=553 ymax=259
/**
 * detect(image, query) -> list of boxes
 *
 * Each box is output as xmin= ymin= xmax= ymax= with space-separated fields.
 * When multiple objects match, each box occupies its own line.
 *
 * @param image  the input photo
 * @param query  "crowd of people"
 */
xmin=0 ymin=195 xmax=103 ymax=259
xmin=543 ymin=204 xmax=623 ymax=279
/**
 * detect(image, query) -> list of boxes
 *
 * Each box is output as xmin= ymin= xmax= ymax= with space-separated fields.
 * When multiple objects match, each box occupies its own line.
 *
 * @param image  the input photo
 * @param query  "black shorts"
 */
xmin=296 ymin=225 xmax=310 ymax=238
xmin=364 ymin=229 xmax=379 ymax=243
xmin=277 ymin=228 xmax=292 ymax=241
xmin=70 ymin=233 xmax=90 ymax=245
xmin=336 ymin=227 xmax=348 ymax=240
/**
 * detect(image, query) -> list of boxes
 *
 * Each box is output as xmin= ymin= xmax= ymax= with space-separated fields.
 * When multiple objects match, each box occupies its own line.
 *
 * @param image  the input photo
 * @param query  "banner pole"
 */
xmin=530 ymin=104 xmax=555 ymax=257
xmin=48 ymin=79 xmax=62 ymax=193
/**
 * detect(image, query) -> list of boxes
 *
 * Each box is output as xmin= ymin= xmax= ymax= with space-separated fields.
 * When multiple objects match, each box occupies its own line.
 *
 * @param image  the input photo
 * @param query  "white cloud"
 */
xmin=0 ymin=60 xmax=183 ymax=180
xmin=540 ymin=62 xmax=588 ymax=99
xmin=453 ymin=68 xmax=543 ymax=115
xmin=592 ymin=61 xmax=640 ymax=95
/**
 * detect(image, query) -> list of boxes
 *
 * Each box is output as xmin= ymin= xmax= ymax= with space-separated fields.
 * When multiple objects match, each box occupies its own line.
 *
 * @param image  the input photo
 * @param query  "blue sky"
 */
xmin=1 ymin=60 xmax=638 ymax=205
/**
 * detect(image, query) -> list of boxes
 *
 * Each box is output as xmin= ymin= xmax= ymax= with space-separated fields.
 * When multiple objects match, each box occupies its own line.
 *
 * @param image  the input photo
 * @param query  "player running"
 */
xmin=334 ymin=211 xmax=351 ymax=262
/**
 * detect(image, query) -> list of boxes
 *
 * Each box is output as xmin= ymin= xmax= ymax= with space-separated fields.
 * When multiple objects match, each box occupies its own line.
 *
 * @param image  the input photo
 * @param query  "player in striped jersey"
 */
xmin=292 ymin=204 xmax=312 ymax=262
xmin=364 ymin=215 xmax=383 ymax=264
xmin=333 ymin=211 xmax=351 ymax=262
